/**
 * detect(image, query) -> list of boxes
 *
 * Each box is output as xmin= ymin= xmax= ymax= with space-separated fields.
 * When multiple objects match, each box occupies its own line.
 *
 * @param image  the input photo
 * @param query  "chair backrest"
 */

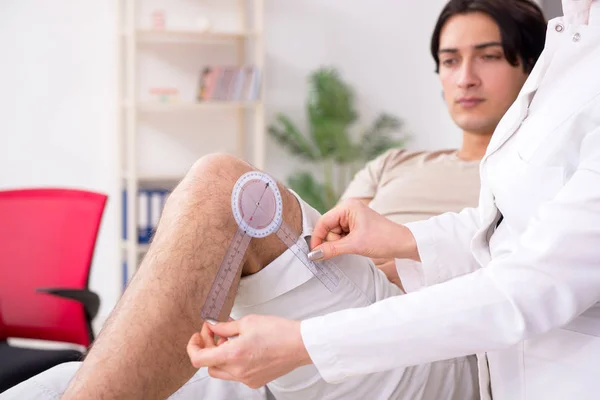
xmin=0 ymin=188 xmax=107 ymax=347
xmin=0 ymin=299 xmax=5 ymax=342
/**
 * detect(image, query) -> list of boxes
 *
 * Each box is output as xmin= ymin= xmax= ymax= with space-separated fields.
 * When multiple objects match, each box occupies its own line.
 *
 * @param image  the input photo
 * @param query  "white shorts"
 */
xmin=1 ymin=195 xmax=479 ymax=400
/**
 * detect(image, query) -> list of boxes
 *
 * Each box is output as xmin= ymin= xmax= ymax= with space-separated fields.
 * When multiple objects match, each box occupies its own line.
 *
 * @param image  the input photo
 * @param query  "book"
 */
xmin=197 ymin=65 xmax=261 ymax=102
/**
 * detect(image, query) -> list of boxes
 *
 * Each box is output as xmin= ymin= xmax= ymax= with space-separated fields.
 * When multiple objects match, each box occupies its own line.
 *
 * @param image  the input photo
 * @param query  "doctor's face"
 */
xmin=438 ymin=12 xmax=529 ymax=137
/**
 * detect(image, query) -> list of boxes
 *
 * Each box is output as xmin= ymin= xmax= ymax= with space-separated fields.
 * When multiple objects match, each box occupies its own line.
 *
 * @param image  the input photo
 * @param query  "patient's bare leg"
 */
xmin=61 ymin=153 xmax=302 ymax=400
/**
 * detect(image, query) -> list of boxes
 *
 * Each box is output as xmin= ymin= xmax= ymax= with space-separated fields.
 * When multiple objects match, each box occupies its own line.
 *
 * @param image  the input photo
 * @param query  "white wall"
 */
xmin=0 ymin=0 xmax=459 ymax=320
xmin=542 ymin=0 xmax=563 ymax=19
xmin=0 ymin=0 xmax=121 ymax=320
xmin=264 ymin=0 xmax=459 ymax=181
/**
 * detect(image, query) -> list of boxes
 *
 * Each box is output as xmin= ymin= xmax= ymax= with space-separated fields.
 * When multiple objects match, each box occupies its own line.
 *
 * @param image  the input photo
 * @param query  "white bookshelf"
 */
xmin=135 ymin=101 xmax=259 ymax=112
xmin=118 ymin=0 xmax=265 ymax=288
xmin=134 ymin=29 xmax=260 ymax=41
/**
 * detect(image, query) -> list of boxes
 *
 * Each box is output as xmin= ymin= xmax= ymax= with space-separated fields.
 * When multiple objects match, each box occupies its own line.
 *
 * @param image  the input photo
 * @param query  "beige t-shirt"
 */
xmin=341 ymin=149 xmax=481 ymax=225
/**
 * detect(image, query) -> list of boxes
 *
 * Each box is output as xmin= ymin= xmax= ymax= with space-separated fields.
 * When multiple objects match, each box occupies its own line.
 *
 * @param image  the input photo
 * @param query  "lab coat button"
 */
xmin=555 ymin=23 xmax=564 ymax=32
xmin=573 ymin=32 xmax=581 ymax=42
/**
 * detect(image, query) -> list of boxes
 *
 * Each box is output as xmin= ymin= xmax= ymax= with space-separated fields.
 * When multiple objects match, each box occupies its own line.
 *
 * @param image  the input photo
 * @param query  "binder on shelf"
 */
xmin=122 ymin=189 xmax=127 ymax=240
xmin=138 ymin=190 xmax=151 ymax=244
xmin=121 ymin=188 xmax=172 ymax=293
xmin=122 ymin=261 xmax=128 ymax=292
xmin=123 ymin=188 xmax=172 ymax=245
xmin=248 ymin=66 xmax=261 ymax=101
xmin=160 ymin=190 xmax=169 ymax=212
xmin=122 ymin=188 xmax=172 ymax=246
xmin=150 ymin=191 xmax=162 ymax=238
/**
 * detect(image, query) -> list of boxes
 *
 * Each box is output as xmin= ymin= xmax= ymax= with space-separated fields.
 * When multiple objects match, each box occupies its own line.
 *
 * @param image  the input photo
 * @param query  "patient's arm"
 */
xmin=371 ymin=258 xmax=404 ymax=291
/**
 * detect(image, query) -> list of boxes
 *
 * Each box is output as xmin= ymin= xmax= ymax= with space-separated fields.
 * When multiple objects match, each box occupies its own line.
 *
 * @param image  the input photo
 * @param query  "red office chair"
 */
xmin=0 ymin=188 xmax=107 ymax=393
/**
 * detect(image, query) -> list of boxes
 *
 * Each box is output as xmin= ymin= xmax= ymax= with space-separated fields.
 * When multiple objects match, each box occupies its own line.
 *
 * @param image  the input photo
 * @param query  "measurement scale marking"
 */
xmin=200 ymin=172 xmax=342 ymax=323
xmin=276 ymin=221 xmax=341 ymax=291
xmin=200 ymin=183 xmax=269 ymax=322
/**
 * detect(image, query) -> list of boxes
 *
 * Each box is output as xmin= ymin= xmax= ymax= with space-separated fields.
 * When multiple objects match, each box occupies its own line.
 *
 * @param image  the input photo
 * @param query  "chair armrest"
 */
xmin=36 ymin=288 xmax=100 ymax=321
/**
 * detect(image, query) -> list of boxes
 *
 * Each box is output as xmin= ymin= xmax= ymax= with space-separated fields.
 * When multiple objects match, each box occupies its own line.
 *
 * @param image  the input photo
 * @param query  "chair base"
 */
xmin=0 ymin=341 xmax=83 ymax=393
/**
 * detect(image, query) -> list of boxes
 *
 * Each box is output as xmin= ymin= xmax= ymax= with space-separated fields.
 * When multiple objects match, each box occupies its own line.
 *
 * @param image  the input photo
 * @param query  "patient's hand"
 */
xmin=371 ymin=258 xmax=404 ymax=291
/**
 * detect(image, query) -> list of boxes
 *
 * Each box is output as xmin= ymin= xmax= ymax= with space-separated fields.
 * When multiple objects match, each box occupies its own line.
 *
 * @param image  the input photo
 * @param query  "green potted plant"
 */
xmin=268 ymin=67 xmax=407 ymax=213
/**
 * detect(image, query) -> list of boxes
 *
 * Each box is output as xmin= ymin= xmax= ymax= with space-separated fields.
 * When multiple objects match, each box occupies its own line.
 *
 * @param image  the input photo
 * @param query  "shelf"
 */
xmin=132 ymin=29 xmax=259 ymax=43
xmin=119 ymin=0 xmax=266 ymax=284
xmin=137 ymin=175 xmax=183 ymax=183
xmin=121 ymin=241 xmax=150 ymax=254
xmin=133 ymin=101 xmax=259 ymax=113
xmin=121 ymin=173 xmax=184 ymax=188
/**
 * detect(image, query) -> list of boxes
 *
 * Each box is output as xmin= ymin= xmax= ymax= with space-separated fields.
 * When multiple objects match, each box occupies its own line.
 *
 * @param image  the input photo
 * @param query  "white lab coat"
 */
xmin=300 ymin=1 xmax=600 ymax=399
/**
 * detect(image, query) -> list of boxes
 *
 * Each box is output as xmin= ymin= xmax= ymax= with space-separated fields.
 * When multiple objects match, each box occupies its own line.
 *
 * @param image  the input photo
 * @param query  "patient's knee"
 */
xmin=187 ymin=153 xmax=253 ymax=188
xmin=166 ymin=152 xmax=302 ymax=275
xmin=165 ymin=153 xmax=253 ymax=209
xmin=191 ymin=153 xmax=258 ymax=207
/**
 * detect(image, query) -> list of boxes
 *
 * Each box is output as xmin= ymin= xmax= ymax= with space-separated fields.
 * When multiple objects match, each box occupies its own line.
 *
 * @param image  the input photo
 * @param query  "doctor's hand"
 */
xmin=187 ymin=315 xmax=311 ymax=389
xmin=308 ymin=198 xmax=419 ymax=262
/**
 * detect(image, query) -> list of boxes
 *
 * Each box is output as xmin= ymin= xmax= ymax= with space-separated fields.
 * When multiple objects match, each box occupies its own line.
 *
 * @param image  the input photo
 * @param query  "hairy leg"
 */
xmin=62 ymin=153 xmax=302 ymax=400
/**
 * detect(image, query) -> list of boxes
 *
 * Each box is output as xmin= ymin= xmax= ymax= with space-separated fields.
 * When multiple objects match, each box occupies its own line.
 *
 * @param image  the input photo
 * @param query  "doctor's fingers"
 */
xmin=201 ymin=317 xmax=236 ymax=346
xmin=325 ymin=230 xmax=345 ymax=242
xmin=308 ymin=235 xmax=360 ymax=261
xmin=187 ymin=332 xmax=205 ymax=355
xmin=188 ymin=342 xmax=233 ymax=369
xmin=310 ymin=199 xmax=363 ymax=249
xmin=207 ymin=365 xmax=236 ymax=382
xmin=208 ymin=365 xmax=267 ymax=390
xmin=199 ymin=323 xmax=217 ymax=347
xmin=187 ymin=331 xmax=225 ymax=366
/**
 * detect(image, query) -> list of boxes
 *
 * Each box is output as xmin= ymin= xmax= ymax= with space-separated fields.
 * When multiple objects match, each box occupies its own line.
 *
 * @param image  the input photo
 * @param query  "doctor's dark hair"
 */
xmin=430 ymin=0 xmax=547 ymax=74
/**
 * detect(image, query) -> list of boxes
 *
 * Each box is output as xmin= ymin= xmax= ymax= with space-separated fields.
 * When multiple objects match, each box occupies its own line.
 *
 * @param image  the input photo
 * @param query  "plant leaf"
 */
xmin=306 ymin=67 xmax=358 ymax=159
xmin=287 ymin=172 xmax=330 ymax=214
xmin=307 ymin=68 xmax=357 ymax=124
xmin=268 ymin=114 xmax=319 ymax=160
xmin=269 ymin=67 xmax=408 ymax=212
xmin=361 ymin=113 xmax=406 ymax=161
xmin=364 ymin=113 xmax=403 ymax=138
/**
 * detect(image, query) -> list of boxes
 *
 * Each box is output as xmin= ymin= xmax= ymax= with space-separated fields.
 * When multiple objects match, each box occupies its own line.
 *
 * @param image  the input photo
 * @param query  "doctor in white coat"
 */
xmin=192 ymin=0 xmax=600 ymax=398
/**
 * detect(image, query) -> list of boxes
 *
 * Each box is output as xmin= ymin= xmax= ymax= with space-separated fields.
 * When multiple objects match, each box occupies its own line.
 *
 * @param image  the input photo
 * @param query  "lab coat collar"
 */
xmin=483 ymin=1 xmax=600 ymax=162
xmin=481 ymin=50 xmax=545 ymax=161
xmin=484 ymin=6 xmax=600 ymax=163
xmin=563 ymin=0 xmax=593 ymax=25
